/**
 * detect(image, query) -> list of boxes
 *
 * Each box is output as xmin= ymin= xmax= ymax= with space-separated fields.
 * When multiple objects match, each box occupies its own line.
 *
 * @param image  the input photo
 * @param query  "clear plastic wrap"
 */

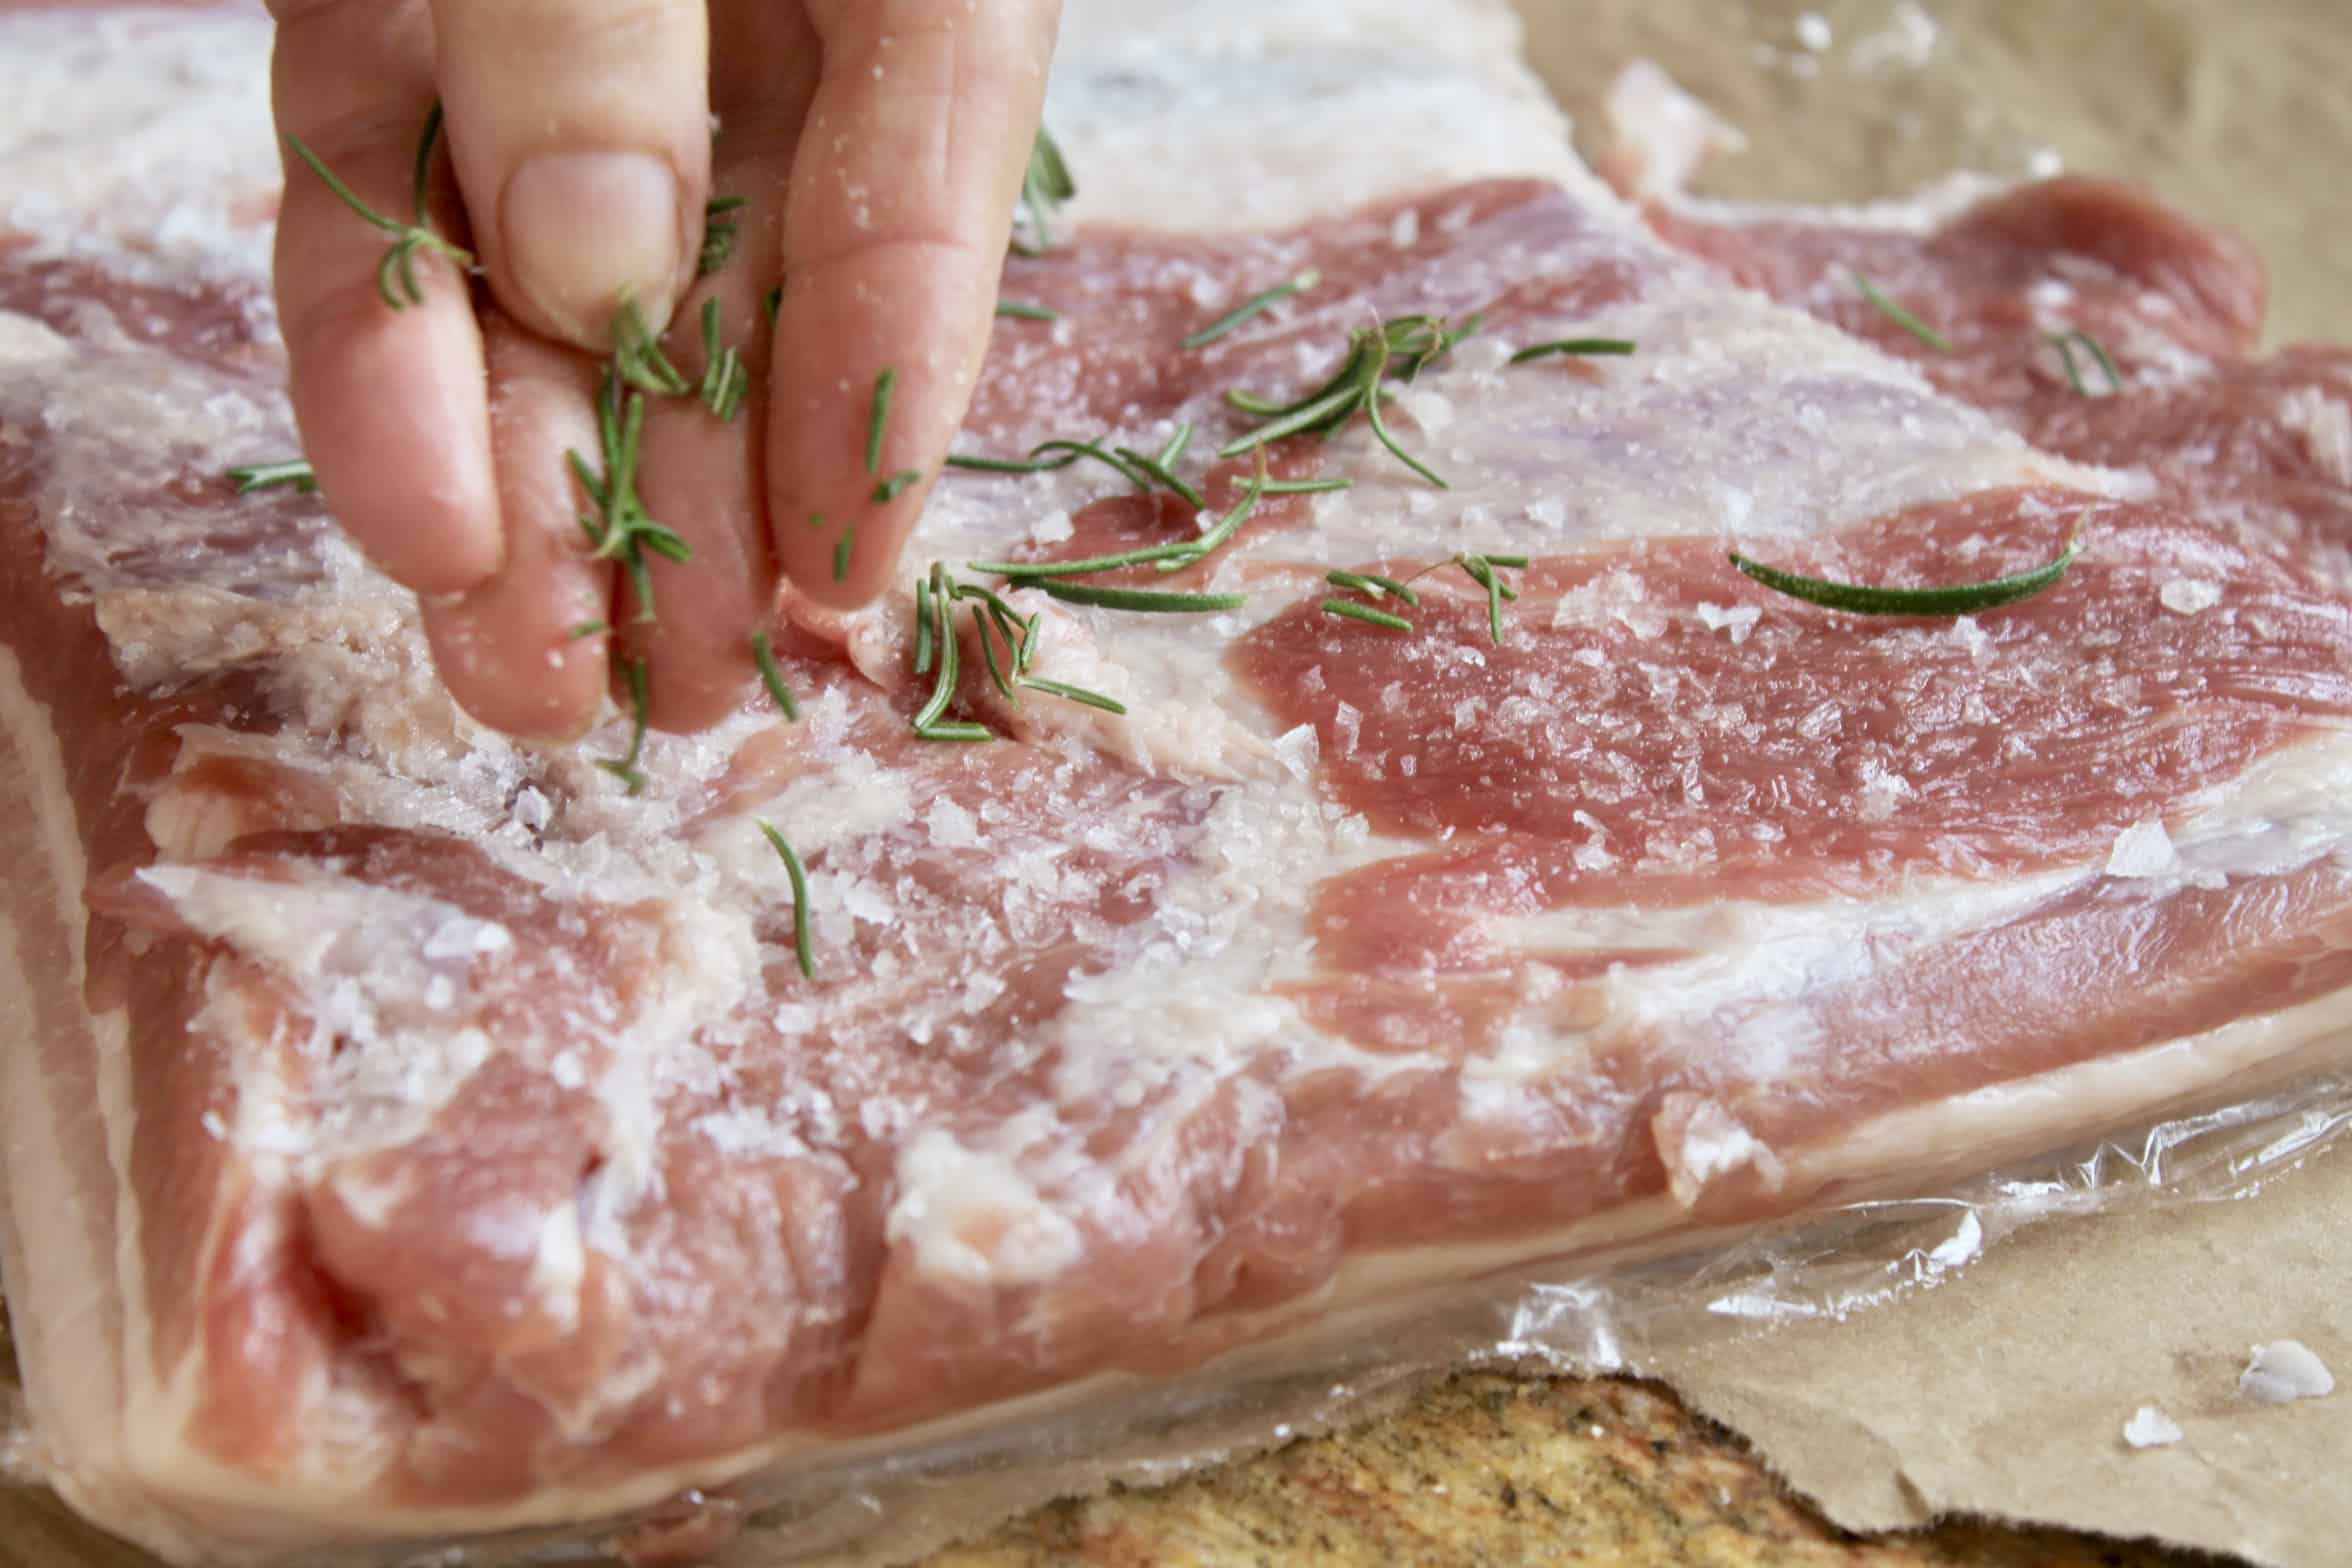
xmin=11 ymin=1067 xmax=2345 ymax=1565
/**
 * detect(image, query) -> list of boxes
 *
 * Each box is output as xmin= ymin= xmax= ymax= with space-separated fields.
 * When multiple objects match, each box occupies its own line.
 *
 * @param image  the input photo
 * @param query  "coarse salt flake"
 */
xmin=2122 ymin=1406 xmax=2183 ymax=1448
xmin=2238 ymin=1340 xmax=2335 ymax=1405
xmin=2159 ymin=578 xmax=2222 ymax=615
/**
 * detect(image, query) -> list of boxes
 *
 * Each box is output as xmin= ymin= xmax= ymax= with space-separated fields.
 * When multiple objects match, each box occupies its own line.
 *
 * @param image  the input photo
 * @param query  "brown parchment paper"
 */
xmin=6 ymin=4 xmax=2349 ymax=1566
xmin=1516 ymin=3 xmax=2351 ymax=1564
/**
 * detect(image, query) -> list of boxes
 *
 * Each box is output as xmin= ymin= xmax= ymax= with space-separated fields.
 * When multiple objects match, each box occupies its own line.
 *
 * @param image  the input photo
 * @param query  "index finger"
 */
xmin=766 ymin=0 xmax=1062 ymax=610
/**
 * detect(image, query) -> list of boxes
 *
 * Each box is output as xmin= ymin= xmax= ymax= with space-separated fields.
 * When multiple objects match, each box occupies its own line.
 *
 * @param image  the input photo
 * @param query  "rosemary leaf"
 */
xmin=1111 ymin=446 xmax=1205 ymax=509
xmin=228 ymin=458 xmax=316 ymax=494
xmin=1508 ymin=337 xmax=1637 ymax=364
xmin=1326 ymin=569 xmax=1418 ymax=604
xmin=870 ymin=468 xmax=921 ymax=504
xmin=698 ymin=194 xmax=747 ymax=277
xmin=750 ymin=630 xmax=799 ymax=722
xmin=754 ymin=819 xmax=816 ymax=980
xmin=1181 ymin=269 xmax=1320 ymax=350
xmin=1020 ymin=676 xmax=1128 ymax=715
xmin=1854 ymin=272 xmax=1951 ymax=352
xmin=866 ymin=368 xmax=894 ymax=476
xmin=1319 ymin=597 xmax=1413 ymax=631
xmin=2047 ymin=328 xmax=2124 ymax=396
xmin=1153 ymin=477 xmax=1263 ymax=572
xmin=1014 ymin=126 xmax=1076 ymax=255
xmin=283 ymin=115 xmax=474 ymax=310
xmin=915 ymin=721 xmax=996 ymax=743
xmin=1259 ymin=477 xmax=1351 ymax=494
xmin=832 ymin=524 xmax=856 ymax=579
xmin=595 ymin=655 xmax=652 ymax=794
xmin=913 ymin=576 xmax=935 ymax=675
xmin=1728 ymin=533 xmax=2082 ymax=616
xmin=996 ymin=299 xmax=1060 ymax=321
xmin=1155 ymin=421 xmax=1195 ymax=469
xmin=946 ymin=451 xmax=1078 ymax=474
xmin=613 ymin=298 xmax=690 ymax=396
xmin=1039 ymin=580 xmax=1246 ymax=613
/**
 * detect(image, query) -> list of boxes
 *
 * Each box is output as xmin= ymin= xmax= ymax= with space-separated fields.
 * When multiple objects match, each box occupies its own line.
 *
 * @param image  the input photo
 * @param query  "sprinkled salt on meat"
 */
xmin=9 ymin=4 xmax=2352 ymax=1562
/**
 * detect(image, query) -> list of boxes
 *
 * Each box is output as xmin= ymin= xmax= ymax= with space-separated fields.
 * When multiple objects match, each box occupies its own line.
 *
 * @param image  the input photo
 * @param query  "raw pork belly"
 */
xmin=5 ymin=1 xmax=2352 ymax=1561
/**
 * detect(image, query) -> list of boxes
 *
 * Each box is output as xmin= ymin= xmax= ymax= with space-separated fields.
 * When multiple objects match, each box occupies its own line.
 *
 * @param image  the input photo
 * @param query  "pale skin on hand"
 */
xmin=266 ymin=0 xmax=1063 ymax=739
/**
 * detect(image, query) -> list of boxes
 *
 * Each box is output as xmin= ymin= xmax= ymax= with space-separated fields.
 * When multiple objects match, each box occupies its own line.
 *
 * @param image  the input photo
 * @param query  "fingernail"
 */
xmin=502 ymin=150 xmax=681 ymax=342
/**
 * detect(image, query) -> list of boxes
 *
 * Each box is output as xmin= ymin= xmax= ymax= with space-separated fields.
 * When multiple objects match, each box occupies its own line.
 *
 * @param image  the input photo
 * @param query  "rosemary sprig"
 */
xmin=569 ymin=371 xmax=691 ymax=622
xmin=750 ymin=629 xmax=799 ymax=722
xmin=1218 ymin=313 xmax=1468 ymax=487
xmin=1854 ymin=272 xmax=1951 ymax=352
xmin=2047 ymin=329 xmax=2123 ymax=396
xmin=1509 ymin=337 xmax=1637 ymax=364
xmin=965 ymin=476 xmax=1265 ymax=580
xmin=1013 ymin=126 xmax=1076 ymax=255
xmin=613 ymin=297 xmax=690 ymax=396
xmin=996 ymin=299 xmax=1060 ymax=321
xmin=1038 ymin=580 xmax=1246 ymax=613
xmin=1319 ymin=598 xmax=1413 ymax=631
xmin=227 ymin=458 xmax=316 ymax=494
xmin=754 ymin=819 xmax=816 ymax=980
xmin=697 ymin=298 xmax=749 ymax=420
xmin=866 ymin=368 xmax=894 ymax=476
xmin=870 ymin=468 xmax=921 ymax=504
xmin=1181 ymin=269 xmax=1320 ymax=349
xmin=1455 ymin=552 xmax=1523 ymax=642
xmin=282 ymin=104 xmax=473 ymax=310
xmin=596 ymin=654 xmax=652 ymax=793
xmin=1728 ymin=531 xmax=2081 ymax=615
xmin=698 ymin=195 xmax=747 ymax=277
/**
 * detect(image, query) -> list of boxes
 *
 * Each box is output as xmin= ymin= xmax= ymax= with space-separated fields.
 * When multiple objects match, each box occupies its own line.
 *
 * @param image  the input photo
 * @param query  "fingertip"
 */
xmin=500 ymin=149 xmax=693 ymax=345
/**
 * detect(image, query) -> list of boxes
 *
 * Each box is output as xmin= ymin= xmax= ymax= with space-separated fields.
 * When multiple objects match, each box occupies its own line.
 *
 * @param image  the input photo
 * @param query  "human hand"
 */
xmin=267 ymin=0 xmax=1062 ymax=738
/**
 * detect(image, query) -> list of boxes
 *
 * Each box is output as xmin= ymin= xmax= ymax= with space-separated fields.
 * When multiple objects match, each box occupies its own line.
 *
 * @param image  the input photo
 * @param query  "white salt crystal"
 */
xmin=2238 ymin=1340 xmax=2335 ymax=1405
xmin=2104 ymin=819 xmax=2178 ymax=880
xmin=925 ymin=797 xmax=981 ymax=850
xmin=1794 ymin=12 xmax=1832 ymax=50
xmin=2122 ymin=1406 xmax=2184 ymax=1448
xmin=2159 ymin=578 xmax=2222 ymax=615
xmin=1694 ymin=602 xmax=1763 ymax=643
xmin=1273 ymin=723 xmax=1319 ymax=782
xmin=1030 ymin=508 xmax=1073 ymax=544
xmin=1389 ymin=208 xmax=1420 ymax=248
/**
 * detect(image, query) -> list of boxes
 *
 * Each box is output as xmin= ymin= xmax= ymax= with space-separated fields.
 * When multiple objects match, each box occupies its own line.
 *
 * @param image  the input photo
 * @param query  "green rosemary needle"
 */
xmin=282 ymin=105 xmax=473 ymax=310
xmin=1728 ymin=531 xmax=2081 ymax=615
xmin=1854 ymin=272 xmax=1951 ymax=352
xmin=965 ymin=476 xmax=1264 ymax=580
xmin=1259 ymin=477 xmax=1352 ymax=494
xmin=2047 ymin=328 xmax=2123 ymax=396
xmin=1181 ymin=269 xmax=1320 ymax=349
xmin=870 ymin=468 xmax=921 ymax=504
xmin=227 ymin=458 xmax=316 ymax=494
xmin=1014 ymin=126 xmax=1076 ymax=255
xmin=1019 ymin=676 xmax=1128 ymax=714
xmin=570 ymin=619 xmax=609 ymax=640
xmin=945 ymin=451 xmax=1073 ymax=475
xmin=1319 ymin=597 xmax=1414 ymax=631
xmin=865 ymin=367 xmax=895 ymax=475
xmin=832 ymin=523 xmax=857 ymax=579
xmin=1110 ymin=446 xmax=1205 ymax=509
xmin=1326 ymin=569 xmax=1418 ymax=603
xmin=913 ymin=575 xmax=935 ymax=674
xmin=697 ymin=298 xmax=748 ymax=421
xmin=754 ymin=819 xmax=816 ymax=980
xmin=699 ymin=195 xmax=747 ymax=277
xmin=916 ymin=721 xmax=996 ymax=743
xmin=613 ymin=297 xmax=690 ymax=397
xmin=1508 ymin=337 xmax=1637 ymax=364
xmin=596 ymin=655 xmax=652 ymax=793
xmin=1218 ymin=313 xmax=1465 ymax=487
xmin=569 ymin=372 xmax=691 ymax=622
xmin=750 ymin=630 xmax=799 ymax=722
xmin=1038 ymin=581 xmax=1246 ymax=613
xmin=996 ymin=299 xmax=1060 ymax=321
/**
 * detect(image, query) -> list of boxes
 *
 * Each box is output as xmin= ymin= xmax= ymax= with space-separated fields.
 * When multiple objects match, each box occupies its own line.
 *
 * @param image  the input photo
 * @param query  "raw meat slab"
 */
xmin=5 ymin=2 xmax=2352 ymax=1561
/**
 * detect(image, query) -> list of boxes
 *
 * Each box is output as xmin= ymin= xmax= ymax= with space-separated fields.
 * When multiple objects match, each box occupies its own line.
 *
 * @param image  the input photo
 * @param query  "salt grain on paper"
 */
xmin=2237 ymin=1340 xmax=2336 ymax=1405
xmin=2122 ymin=1405 xmax=2184 ymax=1449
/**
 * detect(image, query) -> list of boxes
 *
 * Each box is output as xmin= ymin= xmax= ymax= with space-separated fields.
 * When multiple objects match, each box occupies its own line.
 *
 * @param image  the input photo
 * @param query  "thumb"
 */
xmin=428 ymin=0 xmax=711 ymax=345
